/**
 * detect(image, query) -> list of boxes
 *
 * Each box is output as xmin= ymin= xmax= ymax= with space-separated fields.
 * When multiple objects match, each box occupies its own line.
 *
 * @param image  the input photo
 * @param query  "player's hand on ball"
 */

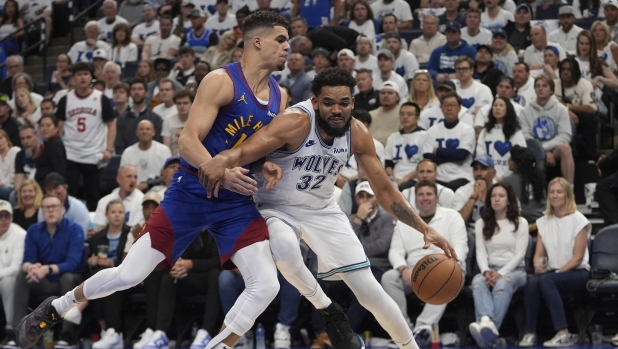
xmin=423 ymin=228 xmax=459 ymax=262
xmin=402 ymin=268 xmax=413 ymax=289
xmin=223 ymin=167 xmax=258 ymax=196
xmin=262 ymin=161 xmax=283 ymax=189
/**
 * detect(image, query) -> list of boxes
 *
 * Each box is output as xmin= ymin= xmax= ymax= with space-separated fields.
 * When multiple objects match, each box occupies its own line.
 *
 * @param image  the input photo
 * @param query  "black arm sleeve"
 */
xmin=101 ymin=95 xmax=115 ymax=122
xmin=14 ymin=150 xmax=24 ymax=174
xmin=55 ymin=96 xmax=67 ymax=121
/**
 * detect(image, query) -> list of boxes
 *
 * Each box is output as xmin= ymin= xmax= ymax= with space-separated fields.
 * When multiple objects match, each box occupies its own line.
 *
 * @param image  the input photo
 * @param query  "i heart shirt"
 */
xmin=385 ymin=128 xmax=433 ymax=179
xmin=475 ymin=124 xmax=527 ymax=179
xmin=427 ymin=121 xmax=476 ymax=183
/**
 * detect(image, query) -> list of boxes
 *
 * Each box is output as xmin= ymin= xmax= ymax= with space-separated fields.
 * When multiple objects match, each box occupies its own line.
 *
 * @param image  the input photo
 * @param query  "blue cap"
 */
xmin=544 ymin=45 xmax=560 ymax=57
xmin=516 ymin=3 xmax=531 ymax=12
xmin=163 ymin=157 xmax=180 ymax=170
xmin=445 ymin=20 xmax=461 ymax=32
xmin=492 ymin=28 xmax=507 ymax=38
xmin=472 ymin=154 xmax=495 ymax=168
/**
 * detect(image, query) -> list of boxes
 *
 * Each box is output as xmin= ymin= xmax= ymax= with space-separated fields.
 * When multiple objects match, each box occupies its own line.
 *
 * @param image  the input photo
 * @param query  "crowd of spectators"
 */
xmin=0 ymin=0 xmax=616 ymax=348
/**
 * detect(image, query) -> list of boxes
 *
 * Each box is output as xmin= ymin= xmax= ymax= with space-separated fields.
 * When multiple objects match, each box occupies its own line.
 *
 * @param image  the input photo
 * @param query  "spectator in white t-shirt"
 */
xmin=453 ymin=154 xmax=496 ymax=230
xmin=385 ymin=32 xmax=419 ymax=81
xmin=519 ymin=177 xmax=590 ymax=348
xmin=67 ymin=21 xmax=112 ymax=64
xmin=524 ymin=26 xmax=566 ymax=72
xmin=461 ymin=8 xmax=493 ymax=48
xmin=205 ymin=0 xmax=238 ymax=36
xmin=481 ymin=0 xmax=514 ymax=30
xmin=337 ymin=49 xmax=357 ymax=77
xmin=513 ymin=62 xmax=536 ymax=107
xmin=97 ymin=0 xmax=128 ymax=42
xmin=142 ymin=16 xmax=181 ymax=61
xmin=419 ymin=79 xmax=474 ymax=129
xmin=454 ymin=56 xmax=493 ymax=116
xmin=354 ymin=36 xmax=378 ymax=73
xmin=162 ymin=89 xmax=193 ymax=153
xmin=120 ymin=120 xmax=172 ymax=192
xmin=94 ymin=165 xmax=144 ymax=229
xmin=152 ymin=78 xmax=178 ymax=119
xmin=424 ymin=92 xmax=476 ymax=191
xmin=103 ymin=61 xmax=122 ymax=99
xmin=131 ymin=3 xmax=161 ymax=45
xmin=371 ymin=0 xmax=413 ymax=29
xmin=475 ymin=76 xmax=525 ymax=130
xmin=348 ymin=0 xmax=376 ymax=38
xmin=110 ymin=23 xmax=139 ymax=67
xmin=372 ymin=50 xmax=408 ymax=102
xmin=548 ymin=6 xmax=583 ymax=55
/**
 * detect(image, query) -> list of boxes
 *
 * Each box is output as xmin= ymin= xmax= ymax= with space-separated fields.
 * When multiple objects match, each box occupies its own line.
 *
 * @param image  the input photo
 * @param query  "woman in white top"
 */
xmin=202 ymin=30 xmax=237 ymax=69
xmin=469 ymin=182 xmax=528 ymax=347
xmin=476 ymin=97 xmax=526 ymax=180
xmin=0 ymin=129 xmax=20 ymax=200
xmin=492 ymin=31 xmax=518 ymax=77
xmin=13 ymin=88 xmax=41 ymax=127
xmin=519 ymin=177 xmax=591 ymax=348
xmin=110 ymin=22 xmax=138 ymax=67
xmin=572 ymin=0 xmax=604 ymax=18
xmin=575 ymin=30 xmax=618 ymax=89
xmin=348 ymin=0 xmax=376 ymax=39
xmin=403 ymin=70 xmax=439 ymax=111
xmin=591 ymin=21 xmax=618 ymax=71
xmin=0 ymin=0 xmax=23 ymax=55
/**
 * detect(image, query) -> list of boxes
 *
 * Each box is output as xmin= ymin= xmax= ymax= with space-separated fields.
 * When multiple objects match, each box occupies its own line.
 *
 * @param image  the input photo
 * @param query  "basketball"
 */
xmin=410 ymin=254 xmax=464 ymax=305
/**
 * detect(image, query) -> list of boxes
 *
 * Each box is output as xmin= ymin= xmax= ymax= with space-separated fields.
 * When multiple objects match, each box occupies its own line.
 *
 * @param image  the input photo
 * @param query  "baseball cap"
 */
xmin=44 ymin=172 xmax=66 ymax=188
xmin=0 ymin=200 xmax=12 ymax=215
xmin=384 ymin=32 xmax=402 ymax=41
xmin=181 ymin=0 xmax=195 ymax=7
xmin=311 ymin=47 xmax=331 ymax=58
xmin=380 ymin=81 xmax=399 ymax=95
xmin=437 ymin=80 xmax=456 ymax=91
xmin=544 ymin=45 xmax=560 ymax=57
xmin=142 ymin=192 xmax=162 ymax=205
xmin=93 ymin=49 xmax=108 ymax=60
xmin=558 ymin=5 xmax=576 ymax=16
xmin=472 ymin=154 xmax=495 ymax=168
xmin=337 ymin=48 xmax=355 ymax=59
xmin=492 ymin=29 xmax=507 ymax=38
xmin=188 ymin=8 xmax=206 ymax=18
xmin=516 ymin=3 xmax=531 ymax=12
xmin=163 ymin=156 xmax=180 ymax=170
xmin=355 ymin=181 xmax=375 ymax=196
xmin=144 ymin=1 xmax=159 ymax=9
xmin=376 ymin=49 xmax=393 ymax=60
xmin=0 ymin=93 xmax=9 ymax=105
xmin=605 ymin=0 xmax=618 ymax=8
xmin=477 ymin=44 xmax=493 ymax=55
xmin=445 ymin=20 xmax=461 ymax=32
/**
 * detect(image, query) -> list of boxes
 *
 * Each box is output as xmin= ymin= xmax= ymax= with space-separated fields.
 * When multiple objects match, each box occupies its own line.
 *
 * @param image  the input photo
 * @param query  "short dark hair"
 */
xmin=383 ymin=13 xmax=398 ymax=23
xmin=174 ymin=89 xmax=195 ymax=103
xmin=158 ymin=77 xmax=174 ymax=89
xmin=39 ymin=114 xmax=60 ymax=127
xmin=440 ymin=92 xmax=462 ymax=105
xmin=352 ymin=109 xmax=372 ymax=125
xmin=241 ymin=11 xmax=289 ymax=41
xmin=41 ymin=98 xmax=55 ymax=108
xmin=310 ymin=67 xmax=357 ymax=97
xmin=113 ymin=82 xmax=130 ymax=94
xmin=93 ymin=80 xmax=106 ymax=89
xmin=400 ymin=101 xmax=420 ymax=116
xmin=159 ymin=15 xmax=173 ymax=24
xmin=72 ymin=62 xmax=94 ymax=77
xmin=178 ymin=46 xmax=196 ymax=56
xmin=130 ymin=77 xmax=148 ymax=90
xmin=415 ymin=179 xmax=438 ymax=195
xmin=514 ymin=61 xmax=530 ymax=73
xmin=18 ymin=124 xmax=36 ymax=133
xmin=355 ymin=68 xmax=372 ymax=77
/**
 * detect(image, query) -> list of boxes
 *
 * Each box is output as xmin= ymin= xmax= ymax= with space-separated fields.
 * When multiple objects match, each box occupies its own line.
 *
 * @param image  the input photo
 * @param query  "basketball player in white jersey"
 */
xmin=55 ymin=62 xmax=116 ymax=211
xmin=201 ymin=67 xmax=459 ymax=349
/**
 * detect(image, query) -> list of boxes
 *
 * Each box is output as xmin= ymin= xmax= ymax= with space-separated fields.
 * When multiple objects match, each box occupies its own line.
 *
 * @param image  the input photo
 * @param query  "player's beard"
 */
xmin=276 ymin=62 xmax=285 ymax=71
xmin=316 ymin=108 xmax=351 ymax=138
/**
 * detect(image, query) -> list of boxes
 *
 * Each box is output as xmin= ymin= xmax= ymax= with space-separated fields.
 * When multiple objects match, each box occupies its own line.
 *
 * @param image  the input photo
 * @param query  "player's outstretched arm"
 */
xmin=351 ymin=119 xmax=459 ymax=261
xmin=201 ymin=107 xmax=311 ymax=198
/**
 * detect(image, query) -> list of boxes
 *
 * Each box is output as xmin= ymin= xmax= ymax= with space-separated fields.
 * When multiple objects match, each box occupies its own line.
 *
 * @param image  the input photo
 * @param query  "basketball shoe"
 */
xmin=318 ymin=302 xmax=364 ymax=349
xmin=15 ymin=297 xmax=62 ymax=349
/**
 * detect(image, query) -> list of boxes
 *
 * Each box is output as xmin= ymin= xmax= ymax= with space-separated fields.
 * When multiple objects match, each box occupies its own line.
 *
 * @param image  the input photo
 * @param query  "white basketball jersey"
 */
xmin=254 ymin=100 xmax=351 ymax=209
xmin=63 ymin=89 xmax=107 ymax=164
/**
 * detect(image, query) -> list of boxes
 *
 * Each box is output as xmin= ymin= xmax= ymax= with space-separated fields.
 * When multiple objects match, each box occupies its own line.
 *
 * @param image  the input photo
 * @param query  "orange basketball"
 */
xmin=410 ymin=254 xmax=464 ymax=305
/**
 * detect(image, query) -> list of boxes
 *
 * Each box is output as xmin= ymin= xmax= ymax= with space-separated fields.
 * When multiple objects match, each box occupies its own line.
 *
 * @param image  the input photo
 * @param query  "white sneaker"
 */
xmin=519 ymin=333 xmax=536 ymax=347
xmin=93 ymin=328 xmax=123 ymax=349
xmin=543 ymin=332 xmax=576 ymax=347
xmin=469 ymin=322 xmax=485 ymax=348
xmin=63 ymin=306 xmax=82 ymax=325
xmin=134 ymin=328 xmax=155 ymax=349
xmin=190 ymin=329 xmax=212 ymax=349
xmin=143 ymin=330 xmax=169 ymax=349
xmin=479 ymin=316 xmax=499 ymax=346
xmin=274 ymin=324 xmax=291 ymax=349
xmin=612 ymin=332 xmax=618 ymax=346
xmin=2 ymin=341 xmax=18 ymax=349
xmin=54 ymin=340 xmax=76 ymax=349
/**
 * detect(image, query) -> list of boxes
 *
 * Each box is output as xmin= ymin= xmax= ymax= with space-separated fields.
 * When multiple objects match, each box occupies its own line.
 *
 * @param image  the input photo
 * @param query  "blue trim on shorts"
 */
xmin=317 ymin=258 xmax=371 ymax=279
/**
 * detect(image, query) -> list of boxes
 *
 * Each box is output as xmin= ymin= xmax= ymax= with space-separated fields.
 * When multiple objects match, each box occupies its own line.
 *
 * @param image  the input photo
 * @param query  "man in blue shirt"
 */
xmin=37 ymin=173 xmax=90 ymax=236
xmin=12 ymin=194 xmax=85 ymax=347
xmin=427 ymin=20 xmax=476 ymax=81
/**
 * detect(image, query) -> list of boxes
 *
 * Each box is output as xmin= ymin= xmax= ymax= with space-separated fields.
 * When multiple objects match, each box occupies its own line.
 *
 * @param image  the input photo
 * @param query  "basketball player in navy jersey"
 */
xmin=201 ymin=67 xmax=459 ymax=349
xmin=15 ymin=12 xmax=359 ymax=349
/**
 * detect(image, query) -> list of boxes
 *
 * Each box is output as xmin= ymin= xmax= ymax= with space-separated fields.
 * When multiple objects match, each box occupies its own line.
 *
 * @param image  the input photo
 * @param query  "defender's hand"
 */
xmin=422 ymin=227 xmax=459 ymax=261
xmin=222 ymin=167 xmax=258 ymax=196
xmin=262 ymin=161 xmax=282 ymax=190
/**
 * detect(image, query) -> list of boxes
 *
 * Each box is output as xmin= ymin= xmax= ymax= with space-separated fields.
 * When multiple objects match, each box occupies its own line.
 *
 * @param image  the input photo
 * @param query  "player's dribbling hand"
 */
xmin=402 ymin=268 xmax=413 ymax=289
xmin=262 ymin=161 xmax=282 ymax=190
xmin=422 ymin=227 xmax=459 ymax=262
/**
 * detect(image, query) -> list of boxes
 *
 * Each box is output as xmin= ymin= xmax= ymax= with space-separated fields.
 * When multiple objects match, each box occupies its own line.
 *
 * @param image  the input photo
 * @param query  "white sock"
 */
xmin=51 ymin=290 xmax=79 ymax=317
xmin=276 ymin=323 xmax=290 ymax=332
xmin=204 ymin=327 xmax=234 ymax=349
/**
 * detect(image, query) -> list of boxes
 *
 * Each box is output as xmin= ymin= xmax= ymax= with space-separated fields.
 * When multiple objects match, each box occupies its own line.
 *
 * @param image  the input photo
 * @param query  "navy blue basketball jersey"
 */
xmin=179 ymin=62 xmax=282 ymax=200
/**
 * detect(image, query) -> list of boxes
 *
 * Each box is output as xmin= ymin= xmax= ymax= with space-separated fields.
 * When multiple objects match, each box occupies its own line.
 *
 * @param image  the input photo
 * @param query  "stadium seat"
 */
xmin=535 ymin=4 xmax=567 ymax=20
xmin=122 ymin=61 xmax=139 ymax=83
xmin=587 ymin=224 xmax=618 ymax=297
xmin=99 ymin=156 xmax=121 ymax=197
xmin=398 ymin=29 xmax=423 ymax=46
xmin=575 ymin=18 xmax=596 ymax=30
xmin=525 ymin=138 xmax=546 ymax=174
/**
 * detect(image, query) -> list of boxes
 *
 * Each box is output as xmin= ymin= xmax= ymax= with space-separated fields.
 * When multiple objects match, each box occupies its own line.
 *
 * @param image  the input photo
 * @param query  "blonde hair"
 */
xmin=543 ymin=177 xmax=577 ymax=216
xmin=14 ymin=87 xmax=36 ymax=118
xmin=0 ymin=130 xmax=13 ymax=148
xmin=591 ymin=21 xmax=611 ymax=47
xmin=16 ymin=179 xmax=43 ymax=211
xmin=405 ymin=70 xmax=437 ymax=106
xmin=218 ymin=30 xmax=238 ymax=50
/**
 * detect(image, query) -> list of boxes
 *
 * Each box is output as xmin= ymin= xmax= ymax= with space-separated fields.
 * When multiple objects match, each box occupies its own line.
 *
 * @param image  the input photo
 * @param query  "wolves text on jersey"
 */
xmin=292 ymin=155 xmax=345 ymax=177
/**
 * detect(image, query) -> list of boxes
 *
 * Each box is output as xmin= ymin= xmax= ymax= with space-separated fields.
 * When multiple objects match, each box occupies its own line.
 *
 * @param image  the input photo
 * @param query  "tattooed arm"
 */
xmin=351 ymin=119 xmax=458 ymax=260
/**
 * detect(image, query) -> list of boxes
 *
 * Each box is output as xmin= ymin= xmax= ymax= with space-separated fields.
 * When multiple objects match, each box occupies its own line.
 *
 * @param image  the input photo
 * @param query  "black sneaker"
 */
xmin=318 ymin=302 xmax=364 ymax=349
xmin=15 ymin=297 xmax=62 ymax=349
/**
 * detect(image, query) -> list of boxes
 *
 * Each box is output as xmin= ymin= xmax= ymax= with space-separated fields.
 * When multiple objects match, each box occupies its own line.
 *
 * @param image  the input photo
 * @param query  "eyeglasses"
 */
xmin=0 ymin=213 xmax=11 ymax=220
xmin=41 ymin=204 xmax=62 ymax=211
xmin=455 ymin=67 xmax=471 ymax=71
